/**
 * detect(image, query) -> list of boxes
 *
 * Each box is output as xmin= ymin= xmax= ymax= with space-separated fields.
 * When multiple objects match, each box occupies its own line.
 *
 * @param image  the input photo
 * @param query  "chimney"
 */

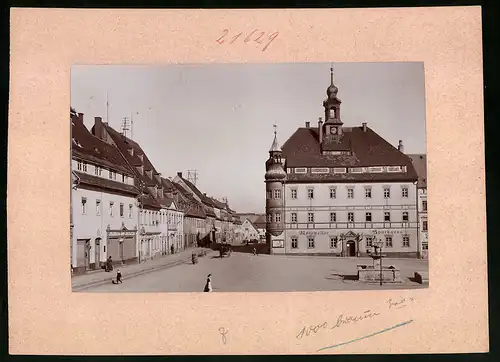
xmin=177 ymin=172 xmax=183 ymax=178
xmin=362 ymin=122 xmax=367 ymax=132
xmin=94 ymin=116 xmax=104 ymax=139
xmin=398 ymin=140 xmax=404 ymax=153
xmin=305 ymin=121 xmax=310 ymax=128
xmin=318 ymin=117 xmax=323 ymax=144
xmin=77 ymin=113 xmax=84 ymax=122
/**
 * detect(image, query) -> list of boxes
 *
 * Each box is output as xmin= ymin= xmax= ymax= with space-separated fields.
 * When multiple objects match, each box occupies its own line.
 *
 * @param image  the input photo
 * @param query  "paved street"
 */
xmin=81 ymin=251 xmax=429 ymax=292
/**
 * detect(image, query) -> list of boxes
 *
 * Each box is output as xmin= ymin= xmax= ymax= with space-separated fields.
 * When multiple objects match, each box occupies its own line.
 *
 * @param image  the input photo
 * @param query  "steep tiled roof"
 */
xmin=253 ymin=215 xmax=267 ymax=229
xmin=72 ymin=115 xmax=133 ymax=175
xmin=98 ymin=121 xmax=164 ymax=189
xmin=281 ymin=126 xmax=418 ymax=182
xmin=243 ymin=218 xmax=259 ymax=232
xmin=407 ymin=154 xmax=427 ymax=188
xmin=179 ymin=177 xmax=217 ymax=209
xmin=172 ymin=182 xmax=206 ymax=219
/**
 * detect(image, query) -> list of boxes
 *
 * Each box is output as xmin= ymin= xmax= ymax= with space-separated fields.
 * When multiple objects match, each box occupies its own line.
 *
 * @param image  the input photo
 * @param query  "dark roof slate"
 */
xmin=407 ymin=154 xmax=427 ymax=188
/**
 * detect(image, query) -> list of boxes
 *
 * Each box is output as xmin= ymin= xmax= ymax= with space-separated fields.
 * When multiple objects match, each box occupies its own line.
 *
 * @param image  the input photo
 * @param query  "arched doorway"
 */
xmin=346 ymin=240 xmax=356 ymax=257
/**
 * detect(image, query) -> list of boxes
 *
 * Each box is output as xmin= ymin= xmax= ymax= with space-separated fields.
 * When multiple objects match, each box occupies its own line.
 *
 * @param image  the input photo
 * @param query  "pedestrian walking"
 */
xmin=171 ymin=244 xmax=175 ymax=255
xmin=112 ymin=269 xmax=123 ymax=284
xmin=203 ymin=274 xmax=213 ymax=292
xmin=106 ymin=256 xmax=113 ymax=272
xmin=253 ymin=247 xmax=257 ymax=256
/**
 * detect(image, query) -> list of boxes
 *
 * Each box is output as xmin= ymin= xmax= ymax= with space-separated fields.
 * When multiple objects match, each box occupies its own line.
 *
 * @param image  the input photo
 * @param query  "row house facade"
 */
xmin=265 ymin=68 xmax=421 ymax=258
xmin=92 ymin=116 xmax=184 ymax=259
xmin=71 ymin=112 xmax=140 ymax=274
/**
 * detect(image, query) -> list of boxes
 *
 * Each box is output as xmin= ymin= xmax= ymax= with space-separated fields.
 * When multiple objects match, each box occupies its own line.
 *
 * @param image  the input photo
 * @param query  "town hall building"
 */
xmin=265 ymin=68 xmax=421 ymax=258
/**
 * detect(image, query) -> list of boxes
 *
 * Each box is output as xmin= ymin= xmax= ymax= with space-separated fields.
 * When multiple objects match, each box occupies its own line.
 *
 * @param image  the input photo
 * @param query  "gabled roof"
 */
xmin=407 ymin=154 xmax=427 ymax=188
xmin=178 ymin=176 xmax=217 ymax=209
xmin=172 ymin=181 xmax=206 ymax=219
xmin=253 ymin=215 xmax=267 ymax=229
xmin=98 ymin=121 xmax=164 ymax=189
xmin=281 ymin=125 xmax=418 ymax=183
xmin=242 ymin=218 xmax=259 ymax=232
xmin=71 ymin=115 xmax=133 ymax=175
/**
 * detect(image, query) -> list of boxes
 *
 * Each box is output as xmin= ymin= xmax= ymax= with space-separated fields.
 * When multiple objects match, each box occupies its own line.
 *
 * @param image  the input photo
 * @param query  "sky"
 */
xmin=71 ymin=62 xmax=426 ymax=214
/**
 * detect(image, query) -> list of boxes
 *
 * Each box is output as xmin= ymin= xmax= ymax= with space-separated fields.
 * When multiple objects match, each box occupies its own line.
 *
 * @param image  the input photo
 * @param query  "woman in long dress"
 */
xmin=203 ymin=274 xmax=212 ymax=292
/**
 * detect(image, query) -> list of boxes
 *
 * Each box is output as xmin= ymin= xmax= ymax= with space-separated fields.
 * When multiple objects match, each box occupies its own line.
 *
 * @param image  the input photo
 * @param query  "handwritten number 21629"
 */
xmin=216 ymin=29 xmax=279 ymax=52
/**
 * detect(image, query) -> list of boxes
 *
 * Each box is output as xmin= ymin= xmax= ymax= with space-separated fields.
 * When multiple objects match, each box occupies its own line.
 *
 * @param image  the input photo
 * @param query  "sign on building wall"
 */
xmin=272 ymin=239 xmax=284 ymax=248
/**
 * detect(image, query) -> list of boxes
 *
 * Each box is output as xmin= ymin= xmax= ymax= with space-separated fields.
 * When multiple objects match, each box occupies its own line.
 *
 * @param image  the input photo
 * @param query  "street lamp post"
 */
xmin=371 ymin=236 xmax=385 ymax=286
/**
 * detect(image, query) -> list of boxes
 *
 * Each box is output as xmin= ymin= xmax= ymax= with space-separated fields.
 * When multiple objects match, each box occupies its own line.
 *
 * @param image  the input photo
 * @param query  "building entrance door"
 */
xmin=95 ymin=238 xmax=101 ymax=269
xmin=119 ymin=239 xmax=124 ymax=263
xmin=346 ymin=240 xmax=356 ymax=257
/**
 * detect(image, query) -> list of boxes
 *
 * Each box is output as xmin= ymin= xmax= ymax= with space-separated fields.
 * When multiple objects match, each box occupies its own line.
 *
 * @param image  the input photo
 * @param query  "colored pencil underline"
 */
xmin=316 ymin=319 xmax=414 ymax=352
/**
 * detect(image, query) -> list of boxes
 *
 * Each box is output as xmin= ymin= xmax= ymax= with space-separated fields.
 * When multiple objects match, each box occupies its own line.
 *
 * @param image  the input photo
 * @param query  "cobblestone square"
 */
xmin=83 ymin=251 xmax=429 ymax=292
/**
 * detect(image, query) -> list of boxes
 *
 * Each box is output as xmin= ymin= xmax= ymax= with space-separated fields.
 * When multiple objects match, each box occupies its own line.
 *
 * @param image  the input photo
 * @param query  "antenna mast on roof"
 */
xmin=120 ymin=117 xmax=130 ymax=137
xmin=187 ymin=170 xmax=198 ymax=185
xmin=106 ymin=92 xmax=109 ymax=124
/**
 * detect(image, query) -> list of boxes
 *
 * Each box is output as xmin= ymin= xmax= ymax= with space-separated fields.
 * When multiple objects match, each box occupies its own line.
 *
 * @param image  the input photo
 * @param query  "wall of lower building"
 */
xmin=72 ymin=187 xmax=139 ymax=273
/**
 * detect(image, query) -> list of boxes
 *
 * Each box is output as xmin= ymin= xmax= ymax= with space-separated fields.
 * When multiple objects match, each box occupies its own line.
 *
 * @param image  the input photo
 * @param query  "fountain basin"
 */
xmin=357 ymin=264 xmax=402 ymax=283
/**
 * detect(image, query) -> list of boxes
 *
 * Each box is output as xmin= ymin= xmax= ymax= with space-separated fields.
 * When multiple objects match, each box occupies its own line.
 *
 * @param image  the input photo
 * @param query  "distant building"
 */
xmin=241 ymin=218 xmax=260 ymax=242
xmin=408 ymin=154 xmax=428 ymax=258
xmin=265 ymin=68 xmax=420 ymax=257
xmin=71 ymin=113 xmax=139 ymax=274
xmin=253 ymin=215 xmax=267 ymax=242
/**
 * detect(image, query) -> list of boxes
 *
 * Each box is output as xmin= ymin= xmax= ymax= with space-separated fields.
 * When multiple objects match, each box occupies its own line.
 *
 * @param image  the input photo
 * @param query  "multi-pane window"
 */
xmin=402 ymin=187 xmax=409 ymax=198
xmin=275 ymin=213 xmax=281 ymax=223
xmin=384 ymin=212 xmax=391 ymax=222
xmin=308 ymin=237 xmax=315 ymax=248
xmin=82 ymin=162 xmax=88 ymax=172
xmin=267 ymin=214 xmax=272 ymax=222
xmin=129 ymin=204 xmax=133 ymax=218
xmin=308 ymin=213 xmax=314 ymax=223
xmin=81 ymin=197 xmax=87 ymax=214
xmin=330 ymin=237 xmax=338 ymax=248
xmin=422 ymin=200 xmax=428 ymax=212
xmin=366 ymin=236 xmax=373 ymax=247
xmin=273 ymin=189 xmax=281 ymax=198
xmin=384 ymin=187 xmax=391 ymax=199
xmin=307 ymin=188 xmax=314 ymax=199
xmin=348 ymin=212 xmax=354 ymax=222
xmin=120 ymin=203 xmax=124 ymax=217
xmin=95 ymin=166 xmax=102 ymax=176
xmin=402 ymin=235 xmax=410 ymax=247
xmin=291 ymin=237 xmax=298 ymax=249
xmin=365 ymin=212 xmax=372 ymax=222
xmin=423 ymin=220 xmax=428 ymax=231
xmin=77 ymin=161 xmax=83 ymax=171
xmin=291 ymin=189 xmax=297 ymax=199
xmin=402 ymin=211 xmax=409 ymax=222
xmin=330 ymin=188 xmax=336 ymax=199
xmin=365 ymin=188 xmax=372 ymax=198
xmin=96 ymin=200 xmax=101 ymax=216
xmin=422 ymin=242 xmax=429 ymax=250
xmin=385 ymin=236 xmax=393 ymax=248
xmin=330 ymin=212 xmax=336 ymax=222
xmin=122 ymin=174 xmax=128 ymax=183
xmin=291 ymin=213 xmax=297 ymax=223
xmin=347 ymin=188 xmax=354 ymax=199
xmin=109 ymin=202 xmax=114 ymax=217
xmin=267 ymin=190 xmax=272 ymax=199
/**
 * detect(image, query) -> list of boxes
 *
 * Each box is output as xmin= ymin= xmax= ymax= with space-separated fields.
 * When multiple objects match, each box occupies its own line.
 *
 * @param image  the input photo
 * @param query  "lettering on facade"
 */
xmin=299 ymin=230 xmax=329 ymax=236
xmin=311 ymin=168 xmax=329 ymax=174
xmin=372 ymin=229 xmax=405 ymax=235
xmin=107 ymin=230 xmax=136 ymax=238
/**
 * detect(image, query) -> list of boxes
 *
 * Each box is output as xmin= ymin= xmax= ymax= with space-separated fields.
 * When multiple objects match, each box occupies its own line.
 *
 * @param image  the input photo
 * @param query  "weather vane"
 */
xmin=273 ymin=123 xmax=277 ymax=136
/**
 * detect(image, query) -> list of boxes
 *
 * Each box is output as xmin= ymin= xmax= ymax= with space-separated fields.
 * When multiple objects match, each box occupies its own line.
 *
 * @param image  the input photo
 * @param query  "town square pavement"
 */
xmin=79 ymin=251 xmax=429 ymax=293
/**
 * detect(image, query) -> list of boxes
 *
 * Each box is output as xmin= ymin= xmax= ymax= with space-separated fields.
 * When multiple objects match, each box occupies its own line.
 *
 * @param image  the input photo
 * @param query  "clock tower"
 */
xmin=322 ymin=66 xmax=343 ymax=142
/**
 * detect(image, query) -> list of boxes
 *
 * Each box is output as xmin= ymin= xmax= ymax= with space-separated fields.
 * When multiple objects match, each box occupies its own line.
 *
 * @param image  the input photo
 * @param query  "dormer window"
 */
xmin=138 ymin=154 xmax=144 ymax=162
xmin=146 ymin=170 xmax=153 ymax=179
xmin=128 ymin=149 xmax=134 ymax=156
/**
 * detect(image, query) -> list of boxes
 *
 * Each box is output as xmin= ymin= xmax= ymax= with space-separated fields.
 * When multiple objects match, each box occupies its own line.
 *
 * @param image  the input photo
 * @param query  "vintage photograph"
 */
xmin=70 ymin=62 xmax=428 ymax=292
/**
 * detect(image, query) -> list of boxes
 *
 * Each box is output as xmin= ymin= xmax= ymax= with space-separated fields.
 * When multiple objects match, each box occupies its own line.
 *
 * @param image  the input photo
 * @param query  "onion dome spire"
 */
xmin=326 ymin=64 xmax=339 ymax=98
